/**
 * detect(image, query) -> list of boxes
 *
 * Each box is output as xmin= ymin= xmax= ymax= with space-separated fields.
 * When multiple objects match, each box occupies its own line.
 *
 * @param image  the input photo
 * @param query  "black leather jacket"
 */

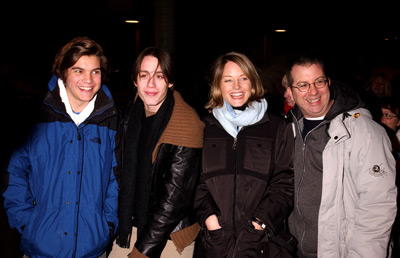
xmin=136 ymin=143 xmax=201 ymax=257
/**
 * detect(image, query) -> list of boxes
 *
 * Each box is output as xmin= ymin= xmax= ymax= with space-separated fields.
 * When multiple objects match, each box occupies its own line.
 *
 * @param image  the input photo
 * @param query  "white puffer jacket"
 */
xmin=319 ymin=108 xmax=397 ymax=258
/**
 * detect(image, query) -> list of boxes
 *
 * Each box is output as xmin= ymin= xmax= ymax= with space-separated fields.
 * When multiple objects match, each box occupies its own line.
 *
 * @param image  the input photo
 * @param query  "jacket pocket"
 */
xmin=21 ymin=207 xmax=37 ymax=244
xmin=244 ymin=138 xmax=272 ymax=174
xmin=199 ymin=227 xmax=233 ymax=258
xmin=203 ymin=139 xmax=227 ymax=173
xmin=233 ymin=224 xmax=267 ymax=258
xmin=21 ymin=207 xmax=63 ymax=255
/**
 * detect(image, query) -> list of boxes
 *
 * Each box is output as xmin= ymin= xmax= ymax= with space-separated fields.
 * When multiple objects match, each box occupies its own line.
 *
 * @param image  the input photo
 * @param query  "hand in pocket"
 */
xmin=233 ymin=224 xmax=268 ymax=258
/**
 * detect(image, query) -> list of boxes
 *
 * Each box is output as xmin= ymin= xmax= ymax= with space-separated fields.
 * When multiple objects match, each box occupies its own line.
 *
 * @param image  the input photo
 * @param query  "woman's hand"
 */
xmin=252 ymin=221 xmax=263 ymax=230
xmin=205 ymin=214 xmax=222 ymax=230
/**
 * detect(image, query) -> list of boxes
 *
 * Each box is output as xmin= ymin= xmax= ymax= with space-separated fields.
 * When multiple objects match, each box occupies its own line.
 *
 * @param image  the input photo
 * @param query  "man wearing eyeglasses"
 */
xmin=285 ymin=54 xmax=397 ymax=258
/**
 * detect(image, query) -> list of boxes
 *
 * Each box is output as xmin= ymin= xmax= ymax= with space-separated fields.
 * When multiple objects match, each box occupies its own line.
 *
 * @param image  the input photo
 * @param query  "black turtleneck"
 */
xmin=302 ymin=118 xmax=323 ymax=139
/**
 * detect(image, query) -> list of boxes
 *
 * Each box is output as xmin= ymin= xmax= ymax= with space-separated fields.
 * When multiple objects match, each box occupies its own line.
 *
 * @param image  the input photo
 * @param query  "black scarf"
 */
xmin=116 ymin=90 xmax=174 ymax=248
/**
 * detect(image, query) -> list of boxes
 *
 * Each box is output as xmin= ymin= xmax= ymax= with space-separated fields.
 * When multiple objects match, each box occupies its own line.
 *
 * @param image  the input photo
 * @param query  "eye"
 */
xmin=240 ymin=76 xmax=249 ymax=81
xmin=92 ymin=70 xmax=101 ymax=75
xmin=139 ymin=73 xmax=149 ymax=79
xmin=315 ymin=79 xmax=326 ymax=86
xmin=297 ymin=83 xmax=308 ymax=89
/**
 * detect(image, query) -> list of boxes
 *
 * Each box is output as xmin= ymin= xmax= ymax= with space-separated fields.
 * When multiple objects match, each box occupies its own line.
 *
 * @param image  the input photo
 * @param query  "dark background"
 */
xmin=1 ymin=1 xmax=399 ymax=257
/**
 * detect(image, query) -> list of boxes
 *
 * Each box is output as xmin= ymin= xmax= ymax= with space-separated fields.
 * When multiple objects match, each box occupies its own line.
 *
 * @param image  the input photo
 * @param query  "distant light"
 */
xmin=384 ymin=38 xmax=389 ymax=41
xmin=125 ymin=20 xmax=139 ymax=24
xmin=275 ymin=29 xmax=287 ymax=33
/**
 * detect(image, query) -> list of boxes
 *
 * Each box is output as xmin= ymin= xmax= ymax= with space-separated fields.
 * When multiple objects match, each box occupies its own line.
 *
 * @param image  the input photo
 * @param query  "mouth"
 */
xmin=230 ymin=92 xmax=244 ymax=98
xmin=78 ymin=86 xmax=94 ymax=91
xmin=307 ymin=97 xmax=320 ymax=104
xmin=145 ymin=91 xmax=158 ymax=96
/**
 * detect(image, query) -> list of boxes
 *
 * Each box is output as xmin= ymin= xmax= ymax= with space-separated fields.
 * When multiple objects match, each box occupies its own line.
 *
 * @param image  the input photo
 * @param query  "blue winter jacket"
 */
xmin=3 ymin=76 xmax=119 ymax=258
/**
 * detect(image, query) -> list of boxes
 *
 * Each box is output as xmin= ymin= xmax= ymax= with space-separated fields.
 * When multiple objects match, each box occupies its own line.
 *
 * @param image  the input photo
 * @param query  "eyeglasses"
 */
xmin=292 ymin=78 xmax=328 ymax=92
xmin=382 ymin=113 xmax=398 ymax=119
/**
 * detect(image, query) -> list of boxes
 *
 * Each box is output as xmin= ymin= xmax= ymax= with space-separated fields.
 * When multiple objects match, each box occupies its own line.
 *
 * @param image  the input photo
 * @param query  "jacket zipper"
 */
xmin=232 ymin=137 xmax=237 ymax=239
xmin=295 ymin=118 xmax=326 ymax=255
xmin=73 ymin=125 xmax=84 ymax=258
xmin=76 ymin=127 xmax=81 ymax=141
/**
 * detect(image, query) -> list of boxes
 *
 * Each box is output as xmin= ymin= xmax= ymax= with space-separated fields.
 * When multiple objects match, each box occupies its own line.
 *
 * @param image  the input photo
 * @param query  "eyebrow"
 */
xmin=71 ymin=67 xmax=101 ymax=71
xmin=297 ymin=76 xmax=326 ymax=83
xmin=140 ymin=70 xmax=163 ymax=73
xmin=222 ymin=74 xmax=246 ymax=77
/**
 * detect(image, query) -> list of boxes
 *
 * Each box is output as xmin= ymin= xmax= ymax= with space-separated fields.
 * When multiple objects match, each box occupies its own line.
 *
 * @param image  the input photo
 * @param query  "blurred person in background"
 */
xmin=282 ymin=74 xmax=295 ymax=115
xmin=361 ymin=73 xmax=393 ymax=122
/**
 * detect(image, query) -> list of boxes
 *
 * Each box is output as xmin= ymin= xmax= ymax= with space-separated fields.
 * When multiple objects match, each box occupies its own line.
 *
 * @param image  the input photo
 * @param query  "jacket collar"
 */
xmin=44 ymin=75 xmax=116 ymax=123
xmin=327 ymin=114 xmax=351 ymax=144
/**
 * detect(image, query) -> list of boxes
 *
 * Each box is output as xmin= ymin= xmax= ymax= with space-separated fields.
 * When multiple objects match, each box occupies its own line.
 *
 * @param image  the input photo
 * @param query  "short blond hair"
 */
xmin=205 ymin=52 xmax=264 ymax=109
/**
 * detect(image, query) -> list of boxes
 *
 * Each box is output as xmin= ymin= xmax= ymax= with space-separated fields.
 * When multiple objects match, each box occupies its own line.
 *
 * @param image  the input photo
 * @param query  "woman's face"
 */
xmin=220 ymin=61 xmax=252 ymax=107
xmin=135 ymin=55 xmax=173 ymax=113
xmin=381 ymin=107 xmax=400 ymax=131
xmin=371 ymin=77 xmax=385 ymax=97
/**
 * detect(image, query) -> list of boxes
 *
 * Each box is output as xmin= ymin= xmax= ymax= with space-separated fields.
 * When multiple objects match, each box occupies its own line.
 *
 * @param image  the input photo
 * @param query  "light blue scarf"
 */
xmin=212 ymin=98 xmax=268 ymax=138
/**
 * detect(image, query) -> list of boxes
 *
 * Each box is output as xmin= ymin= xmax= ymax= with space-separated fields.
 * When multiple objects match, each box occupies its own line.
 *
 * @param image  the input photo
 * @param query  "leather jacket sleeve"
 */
xmin=253 ymin=120 xmax=295 ymax=235
xmin=135 ymin=144 xmax=201 ymax=257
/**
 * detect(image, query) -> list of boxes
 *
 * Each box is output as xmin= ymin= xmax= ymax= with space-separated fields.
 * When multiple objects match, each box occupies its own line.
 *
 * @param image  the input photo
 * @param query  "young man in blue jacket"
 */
xmin=3 ymin=37 xmax=119 ymax=258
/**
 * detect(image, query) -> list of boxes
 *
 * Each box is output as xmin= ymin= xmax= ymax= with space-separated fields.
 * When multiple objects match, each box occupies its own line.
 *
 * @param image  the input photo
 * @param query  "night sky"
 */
xmin=0 ymin=0 xmax=399 ymax=116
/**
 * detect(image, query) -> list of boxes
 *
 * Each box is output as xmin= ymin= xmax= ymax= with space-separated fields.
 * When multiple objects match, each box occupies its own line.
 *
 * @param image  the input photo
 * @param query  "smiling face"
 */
xmin=288 ymin=63 xmax=332 ymax=118
xmin=134 ymin=55 xmax=173 ymax=113
xmin=64 ymin=55 xmax=101 ymax=113
xmin=220 ymin=61 xmax=252 ymax=107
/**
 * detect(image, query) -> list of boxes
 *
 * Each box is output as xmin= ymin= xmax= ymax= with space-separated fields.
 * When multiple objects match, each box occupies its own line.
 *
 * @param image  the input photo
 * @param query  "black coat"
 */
xmin=194 ymin=111 xmax=294 ymax=258
xmin=117 ymin=91 xmax=204 ymax=258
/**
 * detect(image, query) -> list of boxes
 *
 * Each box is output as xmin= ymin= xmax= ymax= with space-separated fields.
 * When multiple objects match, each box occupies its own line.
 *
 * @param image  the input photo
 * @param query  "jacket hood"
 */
xmin=290 ymin=81 xmax=365 ymax=121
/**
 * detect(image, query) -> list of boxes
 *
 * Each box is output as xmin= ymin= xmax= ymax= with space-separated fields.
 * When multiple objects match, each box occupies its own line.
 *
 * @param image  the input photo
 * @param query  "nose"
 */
xmin=147 ymin=74 xmax=156 ymax=87
xmin=83 ymin=72 xmax=94 ymax=84
xmin=233 ymin=80 xmax=241 ymax=89
xmin=308 ymin=83 xmax=319 ymax=95
xmin=283 ymin=89 xmax=290 ymax=98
